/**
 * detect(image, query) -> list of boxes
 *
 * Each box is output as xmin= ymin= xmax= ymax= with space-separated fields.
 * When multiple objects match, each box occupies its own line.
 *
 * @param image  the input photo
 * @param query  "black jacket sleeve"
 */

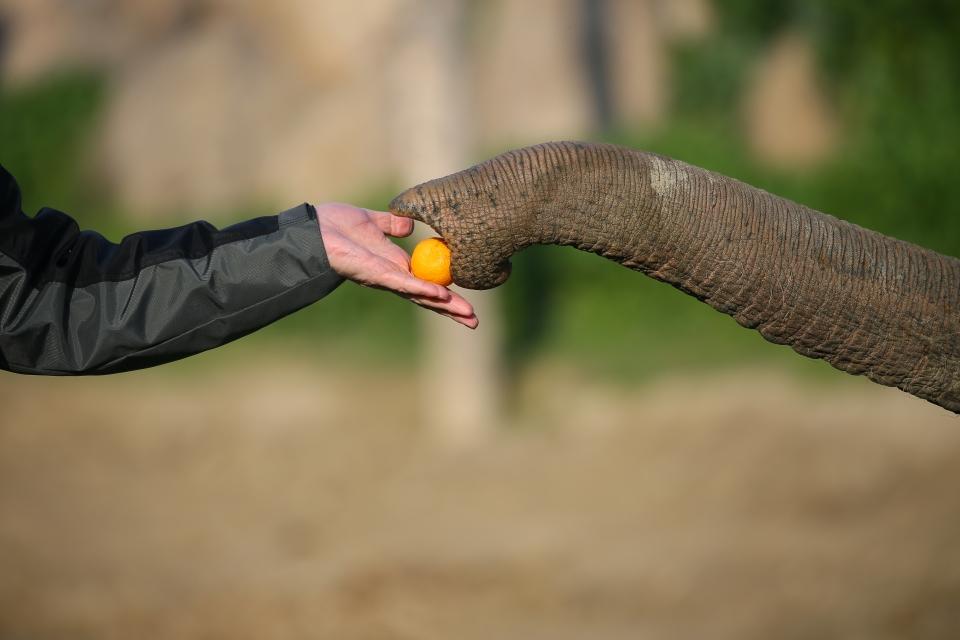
xmin=0 ymin=164 xmax=344 ymax=374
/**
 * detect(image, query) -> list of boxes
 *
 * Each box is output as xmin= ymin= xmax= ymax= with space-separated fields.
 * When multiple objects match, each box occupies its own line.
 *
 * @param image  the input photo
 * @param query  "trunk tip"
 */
xmin=387 ymin=191 xmax=414 ymax=218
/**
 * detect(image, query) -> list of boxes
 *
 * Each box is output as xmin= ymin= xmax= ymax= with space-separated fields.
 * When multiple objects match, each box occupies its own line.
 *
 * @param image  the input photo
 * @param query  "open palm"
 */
xmin=316 ymin=203 xmax=478 ymax=328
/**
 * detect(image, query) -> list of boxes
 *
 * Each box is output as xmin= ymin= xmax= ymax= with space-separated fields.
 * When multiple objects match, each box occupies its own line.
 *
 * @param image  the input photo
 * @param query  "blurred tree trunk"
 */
xmin=388 ymin=0 xmax=502 ymax=447
xmin=581 ymin=0 xmax=614 ymax=130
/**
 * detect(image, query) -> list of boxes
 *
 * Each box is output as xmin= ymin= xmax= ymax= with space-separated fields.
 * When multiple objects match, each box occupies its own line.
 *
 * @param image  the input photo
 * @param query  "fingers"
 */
xmin=367 ymin=210 xmax=415 ymax=238
xmin=376 ymin=268 xmax=452 ymax=301
xmin=439 ymin=311 xmax=480 ymax=329
xmin=369 ymin=269 xmax=478 ymax=328
xmin=408 ymin=296 xmax=474 ymax=319
xmin=368 ymin=260 xmax=477 ymax=328
xmin=339 ymin=243 xmax=478 ymax=329
xmin=406 ymin=288 xmax=478 ymax=329
xmin=409 ymin=297 xmax=479 ymax=329
xmin=415 ymin=291 xmax=474 ymax=318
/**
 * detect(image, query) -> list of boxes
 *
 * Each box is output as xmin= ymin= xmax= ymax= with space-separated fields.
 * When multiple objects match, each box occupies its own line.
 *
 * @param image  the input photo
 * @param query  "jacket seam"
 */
xmin=5 ymin=267 xmax=342 ymax=375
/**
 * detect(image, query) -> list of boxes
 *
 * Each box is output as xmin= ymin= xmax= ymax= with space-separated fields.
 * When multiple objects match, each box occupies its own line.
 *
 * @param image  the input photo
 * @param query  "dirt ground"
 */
xmin=1 ymin=359 xmax=959 ymax=639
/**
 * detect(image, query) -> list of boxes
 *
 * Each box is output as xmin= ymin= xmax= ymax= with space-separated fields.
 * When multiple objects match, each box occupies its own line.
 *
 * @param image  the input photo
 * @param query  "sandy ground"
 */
xmin=1 ymin=359 xmax=959 ymax=639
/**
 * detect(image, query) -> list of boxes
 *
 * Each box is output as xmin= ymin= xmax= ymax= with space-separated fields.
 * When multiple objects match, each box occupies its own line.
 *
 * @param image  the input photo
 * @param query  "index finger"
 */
xmin=367 ymin=210 xmax=415 ymax=238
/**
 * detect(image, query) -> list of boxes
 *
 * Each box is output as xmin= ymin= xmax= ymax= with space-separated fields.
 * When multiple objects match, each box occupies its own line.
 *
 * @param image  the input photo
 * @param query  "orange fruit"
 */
xmin=411 ymin=237 xmax=453 ymax=286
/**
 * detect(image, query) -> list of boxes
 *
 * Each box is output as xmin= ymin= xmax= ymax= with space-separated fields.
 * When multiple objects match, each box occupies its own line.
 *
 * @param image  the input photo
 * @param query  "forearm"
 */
xmin=1 ymin=165 xmax=343 ymax=374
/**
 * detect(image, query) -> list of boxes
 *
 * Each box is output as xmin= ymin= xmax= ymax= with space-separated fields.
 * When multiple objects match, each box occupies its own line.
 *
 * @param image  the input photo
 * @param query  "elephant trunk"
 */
xmin=390 ymin=142 xmax=960 ymax=413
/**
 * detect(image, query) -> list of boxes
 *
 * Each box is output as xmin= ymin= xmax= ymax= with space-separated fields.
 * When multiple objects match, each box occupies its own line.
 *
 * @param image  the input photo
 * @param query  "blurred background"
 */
xmin=1 ymin=1 xmax=959 ymax=638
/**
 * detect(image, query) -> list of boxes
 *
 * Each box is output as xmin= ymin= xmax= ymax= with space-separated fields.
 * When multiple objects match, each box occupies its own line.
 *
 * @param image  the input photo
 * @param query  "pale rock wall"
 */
xmin=604 ymin=0 xmax=717 ymax=129
xmin=1 ymin=0 xmax=197 ymax=82
xmin=743 ymin=31 xmax=838 ymax=168
xmin=471 ymin=0 xmax=594 ymax=148
xmin=607 ymin=0 xmax=668 ymax=128
xmin=1 ymin=0 xmax=715 ymax=214
xmin=653 ymin=0 xmax=714 ymax=42
xmin=100 ymin=1 xmax=404 ymax=215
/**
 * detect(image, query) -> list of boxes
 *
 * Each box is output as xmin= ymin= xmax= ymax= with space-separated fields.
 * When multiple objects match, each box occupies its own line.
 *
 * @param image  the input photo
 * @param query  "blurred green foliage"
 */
xmin=2 ymin=2 xmax=958 ymax=380
xmin=676 ymin=0 xmax=960 ymax=257
xmin=0 ymin=70 xmax=105 ymax=215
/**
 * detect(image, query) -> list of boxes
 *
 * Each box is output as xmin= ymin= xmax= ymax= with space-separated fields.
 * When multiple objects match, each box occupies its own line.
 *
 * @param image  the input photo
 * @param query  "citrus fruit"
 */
xmin=411 ymin=237 xmax=453 ymax=286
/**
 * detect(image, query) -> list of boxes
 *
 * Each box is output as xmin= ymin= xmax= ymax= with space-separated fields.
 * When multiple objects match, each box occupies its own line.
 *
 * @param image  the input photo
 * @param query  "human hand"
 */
xmin=315 ymin=203 xmax=478 ymax=328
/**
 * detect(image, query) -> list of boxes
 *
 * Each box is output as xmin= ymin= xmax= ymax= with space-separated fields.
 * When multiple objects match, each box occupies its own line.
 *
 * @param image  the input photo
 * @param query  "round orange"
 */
xmin=411 ymin=237 xmax=453 ymax=286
